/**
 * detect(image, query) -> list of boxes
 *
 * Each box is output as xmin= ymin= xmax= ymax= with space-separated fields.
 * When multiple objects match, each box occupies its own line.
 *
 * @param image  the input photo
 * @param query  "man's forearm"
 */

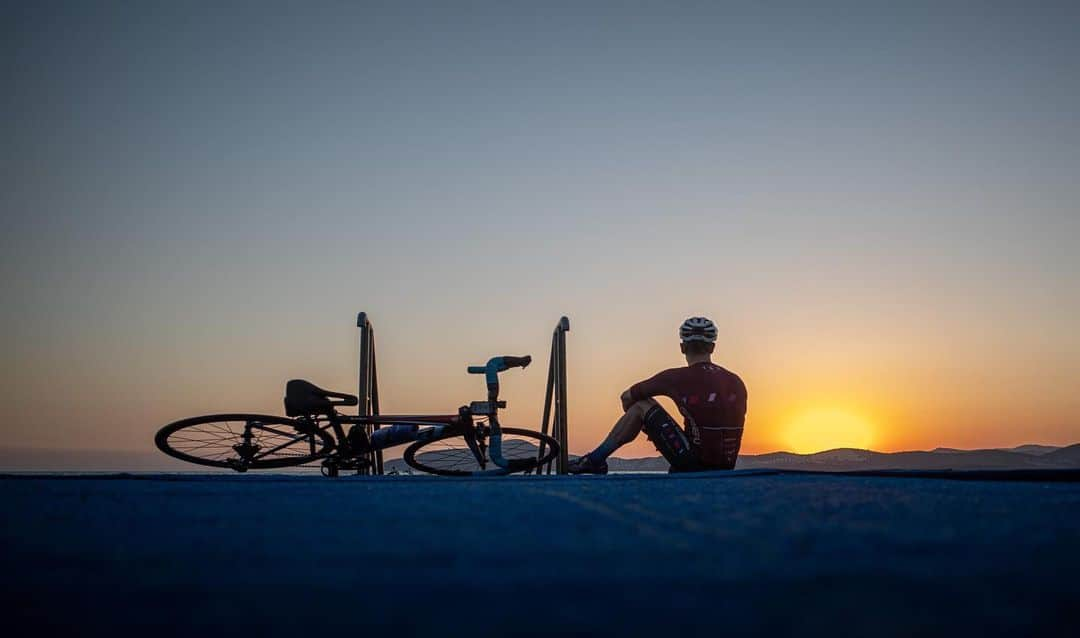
xmin=624 ymin=380 xmax=658 ymax=408
xmin=626 ymin=380 xmax=657 ymax=403
xmin=622 ymin=370 xmax=671 ymax=410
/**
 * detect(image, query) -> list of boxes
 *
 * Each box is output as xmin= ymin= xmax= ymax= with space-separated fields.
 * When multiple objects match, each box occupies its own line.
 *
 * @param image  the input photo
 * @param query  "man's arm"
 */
xmin=621 ymin=369 xmax=675 ymax=411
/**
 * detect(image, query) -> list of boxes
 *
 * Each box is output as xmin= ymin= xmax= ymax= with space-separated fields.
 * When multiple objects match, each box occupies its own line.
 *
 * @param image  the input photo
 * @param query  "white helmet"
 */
xmin=680 ymin=316 xmax=718 ymax=343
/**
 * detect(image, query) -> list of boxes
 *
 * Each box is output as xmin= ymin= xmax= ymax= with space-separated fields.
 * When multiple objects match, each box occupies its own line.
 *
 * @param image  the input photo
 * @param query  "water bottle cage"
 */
xmin=469 ymin=400 xmax=506 ymax=416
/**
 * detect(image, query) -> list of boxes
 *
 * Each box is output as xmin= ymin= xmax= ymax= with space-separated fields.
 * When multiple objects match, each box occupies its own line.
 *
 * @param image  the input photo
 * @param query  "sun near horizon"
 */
xmin=783 ymin=407 xmax=878 ymax=454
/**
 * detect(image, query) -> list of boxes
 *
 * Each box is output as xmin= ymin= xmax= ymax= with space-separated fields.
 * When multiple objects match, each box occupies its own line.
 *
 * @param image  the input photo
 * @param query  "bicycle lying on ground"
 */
xmin=155 ymin=355 xmax=560 ymax=476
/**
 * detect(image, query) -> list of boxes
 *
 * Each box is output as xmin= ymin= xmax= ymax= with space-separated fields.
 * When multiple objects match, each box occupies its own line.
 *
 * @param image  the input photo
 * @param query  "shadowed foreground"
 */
xmin=3 ymin=472 xmax=1078 ymax=636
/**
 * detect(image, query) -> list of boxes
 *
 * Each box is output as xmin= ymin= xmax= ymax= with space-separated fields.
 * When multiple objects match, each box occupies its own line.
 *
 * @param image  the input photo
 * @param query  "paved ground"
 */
xmin=3 ymin=472 xmax=1078 ymax=636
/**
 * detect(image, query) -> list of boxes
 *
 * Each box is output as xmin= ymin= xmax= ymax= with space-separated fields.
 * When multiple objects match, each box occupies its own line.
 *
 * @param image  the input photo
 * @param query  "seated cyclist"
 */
xmin=568 ymin=316 xmax=748 ymax=474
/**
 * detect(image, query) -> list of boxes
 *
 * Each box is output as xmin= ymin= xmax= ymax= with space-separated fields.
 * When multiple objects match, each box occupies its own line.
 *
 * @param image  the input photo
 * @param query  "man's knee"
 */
xmin=628 ymin=398 xmax=658 ymax=418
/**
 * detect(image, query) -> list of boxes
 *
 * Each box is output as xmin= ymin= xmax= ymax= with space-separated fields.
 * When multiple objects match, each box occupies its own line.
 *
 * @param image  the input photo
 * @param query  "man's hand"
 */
xmin=620 ymin=389 xmax=634 ymax=412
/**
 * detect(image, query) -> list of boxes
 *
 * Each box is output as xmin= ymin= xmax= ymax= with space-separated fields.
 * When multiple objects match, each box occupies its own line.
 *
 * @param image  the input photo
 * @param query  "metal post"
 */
xmin=555 ymin=316 xmax=569 ymax=474
xmin=369 ymin=337 xmax=382 ymax=475
xmin=536 ymin=316 xmax=570 ymax=474
xmin=536 ymin=332 xmax=557 ymax=474
xmin=357 ymin=312 xmax=383 ymax=475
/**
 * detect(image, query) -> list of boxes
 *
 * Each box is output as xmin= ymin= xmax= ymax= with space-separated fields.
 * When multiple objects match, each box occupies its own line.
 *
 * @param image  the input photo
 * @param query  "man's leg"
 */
xmin=568 ymin=399 xmax=655 ymax=474
xmin=591 ymin=399 xmax=655 ymax=459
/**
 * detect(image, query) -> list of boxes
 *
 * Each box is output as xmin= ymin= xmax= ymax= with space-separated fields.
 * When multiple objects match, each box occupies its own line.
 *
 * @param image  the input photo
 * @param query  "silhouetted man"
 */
xmin=568 ymin=317 xmax=747 ymax=474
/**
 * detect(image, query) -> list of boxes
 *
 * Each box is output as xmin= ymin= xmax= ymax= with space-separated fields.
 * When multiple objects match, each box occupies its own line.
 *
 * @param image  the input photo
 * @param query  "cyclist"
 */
xmin=568 ymin=316 xmax=747 ymax=474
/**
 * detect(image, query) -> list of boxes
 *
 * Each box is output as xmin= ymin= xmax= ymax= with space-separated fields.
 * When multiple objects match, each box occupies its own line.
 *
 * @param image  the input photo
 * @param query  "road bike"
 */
xmin=155 ymin=355 xmax=560 ymax=476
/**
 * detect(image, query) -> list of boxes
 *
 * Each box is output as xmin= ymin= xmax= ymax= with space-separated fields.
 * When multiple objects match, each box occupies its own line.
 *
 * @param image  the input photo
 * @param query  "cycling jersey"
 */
xmin=627 ymin=362 xmax=747 ymax=469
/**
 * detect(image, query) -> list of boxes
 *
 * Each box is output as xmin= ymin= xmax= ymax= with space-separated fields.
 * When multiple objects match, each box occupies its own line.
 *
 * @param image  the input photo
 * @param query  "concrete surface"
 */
xmin=2 ymin=471 xmax=1078 ymax=636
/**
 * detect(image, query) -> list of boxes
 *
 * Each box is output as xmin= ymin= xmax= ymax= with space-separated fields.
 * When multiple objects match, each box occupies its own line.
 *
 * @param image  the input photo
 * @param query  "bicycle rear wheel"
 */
xmin=404 ymin=427 xmax=559 ymax=476
xmin=155 ymin=414 xmax=335 ymax=470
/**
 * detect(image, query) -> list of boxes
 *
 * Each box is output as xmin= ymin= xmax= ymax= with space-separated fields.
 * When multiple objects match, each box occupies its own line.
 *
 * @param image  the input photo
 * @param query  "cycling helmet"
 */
xmin=680 ymin=316 xmax=718 ymax=343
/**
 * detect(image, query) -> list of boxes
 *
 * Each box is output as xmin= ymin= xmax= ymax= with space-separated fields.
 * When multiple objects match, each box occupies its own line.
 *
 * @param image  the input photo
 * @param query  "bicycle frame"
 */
xmin=326 ymin=412 xmax=460 ymax=455
xmin=313 ymin=356 xmax=531 ymax=476
xmin=312 ymin=406 xmax=517 ymax=476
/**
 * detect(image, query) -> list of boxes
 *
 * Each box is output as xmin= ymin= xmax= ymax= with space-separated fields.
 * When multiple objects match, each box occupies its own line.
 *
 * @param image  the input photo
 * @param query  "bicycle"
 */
xmin=154 ymin=355 xmax=560 ymax=476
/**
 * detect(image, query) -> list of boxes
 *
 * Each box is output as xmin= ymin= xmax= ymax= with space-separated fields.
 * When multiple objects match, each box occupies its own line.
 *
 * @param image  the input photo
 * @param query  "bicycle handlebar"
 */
xmin=465 ymin=355 xmax=533 ymax=470
xmin=467 ymin=355 xmax=531 ymax=383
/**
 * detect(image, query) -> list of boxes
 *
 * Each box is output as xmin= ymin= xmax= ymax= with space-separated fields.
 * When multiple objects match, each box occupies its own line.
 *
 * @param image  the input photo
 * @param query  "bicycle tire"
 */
xmin=155 ymin=413 xmax=335 ymax=470
xmin=403 ymin=427 xmax=559 ymax=476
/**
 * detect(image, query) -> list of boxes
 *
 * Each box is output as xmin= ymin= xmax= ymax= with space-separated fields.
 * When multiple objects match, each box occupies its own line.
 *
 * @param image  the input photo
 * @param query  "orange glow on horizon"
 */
xmin=783 ymin=407 xmax=877 ymax=454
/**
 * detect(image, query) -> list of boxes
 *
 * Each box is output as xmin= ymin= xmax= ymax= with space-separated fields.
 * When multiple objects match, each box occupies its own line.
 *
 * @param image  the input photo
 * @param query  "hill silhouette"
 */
xmin=1041 ymin=443 xmax=1080 ymax=466
xmin=602 ymin=443 xmax=1080 ymax=472
xmin=385 ymin=442 xmax=1080 ymax=474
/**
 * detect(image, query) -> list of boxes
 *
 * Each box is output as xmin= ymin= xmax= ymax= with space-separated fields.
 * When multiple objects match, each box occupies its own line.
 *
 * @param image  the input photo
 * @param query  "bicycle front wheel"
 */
xmin=155 ymin=414 xmax=335 ymax=470
xmin=404 ymin=427 xmax=559 ymax=476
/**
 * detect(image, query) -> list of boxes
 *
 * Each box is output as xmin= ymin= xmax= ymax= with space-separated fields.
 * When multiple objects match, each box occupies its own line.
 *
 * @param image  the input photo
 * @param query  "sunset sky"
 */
xmin=3 ymin=1 xmax=1078 ymax=460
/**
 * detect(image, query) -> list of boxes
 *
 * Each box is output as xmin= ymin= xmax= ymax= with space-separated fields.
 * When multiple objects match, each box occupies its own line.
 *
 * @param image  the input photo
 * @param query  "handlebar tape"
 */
xmin=467 ymin=355 xmax=532 ymax=380
xmin=501 ymin=355 xmax=532 ymax=369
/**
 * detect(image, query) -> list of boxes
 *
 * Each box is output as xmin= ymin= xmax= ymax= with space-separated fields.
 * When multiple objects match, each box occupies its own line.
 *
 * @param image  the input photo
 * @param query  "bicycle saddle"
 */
xmin=284 ymin=379 xmax=358 ymax=417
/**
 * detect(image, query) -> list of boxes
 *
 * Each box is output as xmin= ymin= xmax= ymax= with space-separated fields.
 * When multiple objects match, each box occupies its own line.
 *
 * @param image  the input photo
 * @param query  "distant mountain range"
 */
xmin=605 ymin=443 xmax=1080 ymax=473
xmin=383 ymin=443 xmax=1080 ymax=474
xmin=2 ymin=443 xmax=1078 ymax=473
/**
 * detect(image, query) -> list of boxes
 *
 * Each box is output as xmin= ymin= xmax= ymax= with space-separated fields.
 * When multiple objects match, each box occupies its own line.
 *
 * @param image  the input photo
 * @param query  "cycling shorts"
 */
xmin=642 ymin=404 xmax=728 ymax=473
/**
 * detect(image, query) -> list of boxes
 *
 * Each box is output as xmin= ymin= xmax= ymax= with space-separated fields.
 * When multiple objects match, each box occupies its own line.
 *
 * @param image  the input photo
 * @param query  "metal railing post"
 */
xmin=370 ymin=338 xmax=382 ymax=475
xmin=537 ymin=316 xmax=570 ymax=474
xmin=555 ymin=316 xmax=569 ymax=474
xmin=357 ymin=312 xmax=383 ymax=475
xmin=536 ymin=332 xmax=557 ymax=474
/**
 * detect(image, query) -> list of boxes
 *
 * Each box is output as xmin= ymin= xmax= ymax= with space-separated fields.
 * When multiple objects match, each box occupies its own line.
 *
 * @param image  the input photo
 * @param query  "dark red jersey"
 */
xmin=627 ymin=362 xmax=748 ymax=468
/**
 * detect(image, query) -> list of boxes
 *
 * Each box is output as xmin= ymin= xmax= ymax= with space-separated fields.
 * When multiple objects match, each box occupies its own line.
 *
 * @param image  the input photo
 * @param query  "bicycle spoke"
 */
xmin=253 ymin=423 xmax=297 ymax=438
xmin=174 ymin=439 xmax=235 ymax=454
xmin=207 ymin=421 xmax=233 ymax=436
